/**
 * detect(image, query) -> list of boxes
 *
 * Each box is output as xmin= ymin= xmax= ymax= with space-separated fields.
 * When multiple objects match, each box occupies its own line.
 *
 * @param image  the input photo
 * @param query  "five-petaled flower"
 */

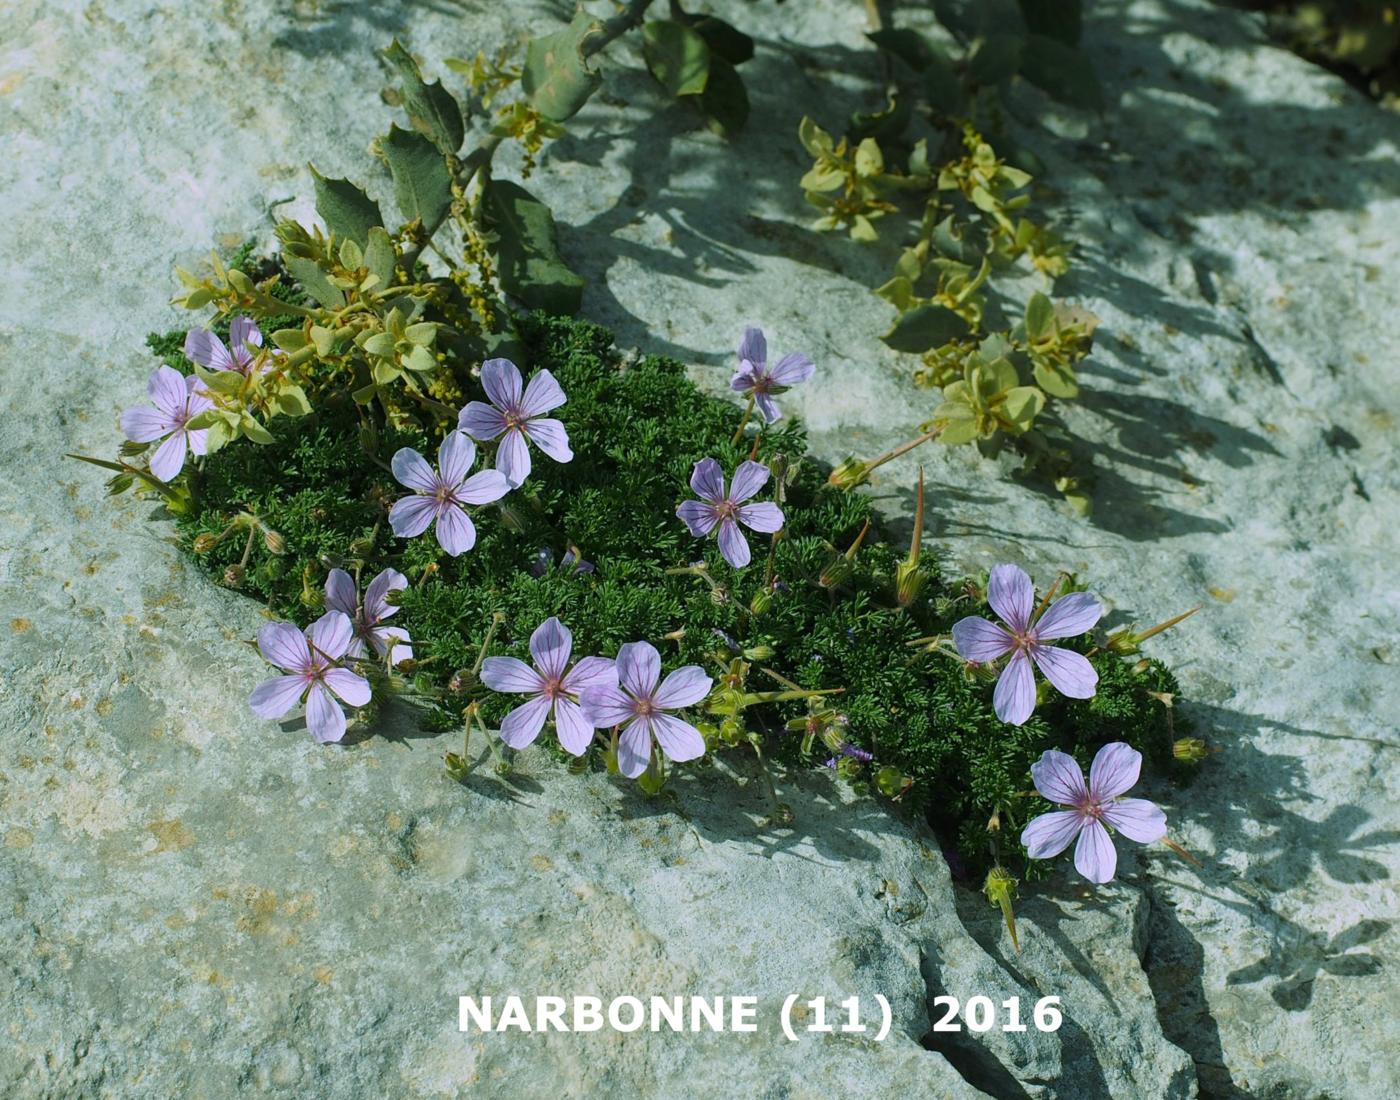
xmin=120 ymin=365 xmax=214 ymax=482
xmin=580 ymin=641 xmax=713 ymax=778
xmin=248 ymin=611 xmax=372 ymax=743
xmin=481 ymin=617 xmax=618 ymax=753
xmin=185 ymin=316 xmax=273 ymax=377
xmin=457 ymin=358 xmax=572 ymax=487
xmin=676 ymin=458 xmax=785 ymax=569
xmin=324 ymin=567 xmax=413 ymax=666
xmin=389 ymin=431 xmax=511 ymax=556
xmin=951 ymin=563 xmax=1102 ymax=725
xmin=1021 ymin=743 xmax=1168 ymax=883
xmin=730 ymin=326 xmax=815 ymax=423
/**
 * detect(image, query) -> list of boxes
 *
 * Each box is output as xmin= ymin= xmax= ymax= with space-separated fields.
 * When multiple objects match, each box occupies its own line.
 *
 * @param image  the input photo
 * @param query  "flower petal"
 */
xmin=229 ymin=316 xmax=262 ymax=356
xmin=579 ymin=684 xmax=636 ymax=728
xmin=755 ymin=392 xmax=781 ymax=423
xmin=1031 ymin=645 xmax=1098 ymax=700
xmin=481 ymin=358 xmax=523 ymax=409
xmin=738 ymin=326 xmax=766 ymax=369
xmin=1034 ymin=591 xmax=1103 ymax=641
xmin=457 ymin=401 xmax=508 ymax=440
xmin=987 ymin=564 xmax=1035 ymax=634
xmin=562 ymin=656 xmax=617 ymax=695
xmin=651 ymin=713 xmax=706 ymax=763
xmin=372 ymin=626 xmax=413 ymax=664
xmin=677 ymin=499 xmax=719 ymax=537
xmin=552 ymin=697 xmax=595 ymax=755
xmin=654 ymin=665 xmax=712 ymax=710
xmin=617 ymin=718 xmax=652 ymax=778
xmin=1021 ymin=809 xmax=1085 ymax=859
xmin=186 ymin=428 xmax=210 ymax=457
xmin=456 ymin=469 xmax=511 ymax=506
xmin=323 ymin=667 xmax=371 ymax=707
xmin=1088 ymin=742 xmax=1143 ymax=801
xmin=148 ymin=431 xmax=188 ymax=481
xmin=951 ymin=616 xmax=1016 ymax=662
xmin=496 ymin=428 xmax=531 ymax=487
xmin=717 ymin=518 xmax=751 ymax=568
xmin=738 ymin=501 xmax=784 ymax=534
xmin=1100 ymin=797 xmax=1167 ymax=844
xmin=438 ymin=430 xmax=477 ymax=486
xmin=324 ymin=568 xmax=358 ymax=618
xmin=390 ymin=447 xmax=437 ymax=493
xmin=729 ymin=366 xmax=757 ymax=393
xmin=1074 ymin=819 xmax=1117 ymax=883
xmin=249 ymin=674 xmax=306 ymax=719
xmin=258 ymin=621 xmax=310 ymax=672
xmin=992 ymin=649 xmax=1036 ymax=725
xmin=728 ymin=460 xmax=770 ymax=504
xmin=305 ymin=682 xmax=347 ymax=743
xmin=1030 ymin=749 xmax=1089 ymax=806
xmin=616 ymin=641 xmax=661 ymax=698
xmin=689 ymin=457 xmax=726 ymax=503
xmin=308 ymin=611 xmax=354 ymax=660
xmin=435 ymin=504 xmax=476 ymax=556
xmin=769 ymin=351 xmax=815 ymax=386
xmin=530 ymin=616 xmax=572 ymax=680
xmin=521 ymin=417 xmax=572 ymax=464
xmin=499 ymin=694 xmax=551 ymax=749
xmin=389 ymin=494 xmax=437 ymax=539
xmin=364 ymin=568 xmax=407 ymax=622
xmin=120 ymin=406 xmax=172 ymax=443
xmin=521 ymin=368 xmax=566 ymax=416
xmin=183 ymin=329 xmax=234 ymax=372
xmin=481 ymin=656 xmax=545 ymax=694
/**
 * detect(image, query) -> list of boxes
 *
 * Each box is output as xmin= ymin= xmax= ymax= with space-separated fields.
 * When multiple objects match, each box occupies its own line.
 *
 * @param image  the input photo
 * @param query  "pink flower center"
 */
xmin=633 ymin=695 xmax=658 ymax=718
xmin=541 ymin=676 xmax=565 ymax=700
xmin=715 ymin=500 xmax=738 ymax=522
xmin=1077 ymin=797 xmax=1105 ymax=820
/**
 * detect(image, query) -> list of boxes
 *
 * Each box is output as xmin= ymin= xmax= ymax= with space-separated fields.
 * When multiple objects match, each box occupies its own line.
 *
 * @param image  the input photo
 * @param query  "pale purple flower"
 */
xmin=676 ymin=458 xmax=786 ymax=569
xmin=481 ymin=617 xmax=618 ymax=754
xmin=579 ymin=641 xmax=713 ymax=778
xmin=184 ymin=316 xmax=273 ymax=376
xmin=951 ymin=563 xmax=1103 ymax=726
xmin=457 ymin=358 xmax=572 ymax=487
xmin=324 ymin=567 xmax=413 ymax=665
xmin=389 ymin=431 xmax=511 ymax=557
xmin=248 ymin=611 xmax=372 ymax=743
xmin=730 ymin=326 xmax=815 ymax=423
xmin=1021 ymin=743 xmax=1168 ymax=883
xmin=120 ymin=365 xmax=214 ymax=482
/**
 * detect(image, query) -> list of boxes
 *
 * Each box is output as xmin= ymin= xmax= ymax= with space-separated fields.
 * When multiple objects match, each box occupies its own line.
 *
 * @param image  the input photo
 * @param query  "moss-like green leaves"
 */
xmin=310 ymin=168 xmax=382 ymax=249
xmin=382 ymin=40 xmax=465 ymax=153
xmin=482 ymin=178 xmax=585 ymax=315
xmin=523 ymin=11 xmax=603 ymax=122
xmin=382 ymin=124 xmax=454 ymax=231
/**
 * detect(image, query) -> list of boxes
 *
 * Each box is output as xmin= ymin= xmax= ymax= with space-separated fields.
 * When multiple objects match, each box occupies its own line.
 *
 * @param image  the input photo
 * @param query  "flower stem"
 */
xmin=868 ymin=427 xmax=941 ymax=474
xmin=731 ymin=395 xmax=755 ymax=446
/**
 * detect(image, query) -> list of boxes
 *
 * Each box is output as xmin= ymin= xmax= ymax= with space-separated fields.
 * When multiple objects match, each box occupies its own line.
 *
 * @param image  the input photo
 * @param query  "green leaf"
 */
xmin=687 ymin=14 xmax=754 ymax=65
xmin=798 ymin=116 xmax=834 ymax=158
xmin=241 ymin=416 xmax=276 ymax=445
xmin=1017 ymin=0 xmax=1082 ymax=45
xmin=310 ymin=167 xmax=382 ymax=249
xmin=1024 ymin=292 xmax=1055 ymax=341
xmin=968 ymin=34 xmax=1025 ymax=85
xmin=276 ymin=385 xmax=312 ymax=417
xmin=642 ymin=20 xmax=711 ymax=97
xmin=867 ymin=28 xmax=934 ymax=69
xmin=850 ymin=91 xmax=911 ymax=143
xmin=1032 ymin=358 xmax=1079 ymax=399
xmin=364 ymin=227 xmax=397 ymax=291
xmin=923 ymin=47 xmax=967 ymax=115
xmin=881 ymin=305 xmax=969 ymax=352
xmin=481 ymin=178 xmax=585 ymax=315
xmin=382 ymin=124 xmax=454 ymax=231
xmin=523 ymin=11 xmax=603 ymax=122
xmin=1002 ymin=385 xmax=1045 ymax=428
xmin=283 ymin=255 xmax=345 ymax=309
xmin=700 ymin=56 xmax=749 ymax=138
xmin=381 ymin=40 xmax=465 ymax=153
xmin=1019 ymin=35 xmax=1103 ymax=110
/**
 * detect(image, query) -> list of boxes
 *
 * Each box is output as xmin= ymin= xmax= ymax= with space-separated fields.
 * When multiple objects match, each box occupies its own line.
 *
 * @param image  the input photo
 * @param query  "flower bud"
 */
xmin=749 ymin=589 xmax=772 ymax=615
xmin=742 ymin=644 xmax=774 ymax=662
xmin=223 ymin=564 xmax=246 ymax=587
xmin=819 ymin=557 xmax=853 ymax=589
xmin=1173 ymin=737 xmax=1209 ymax=766
xmin=192 ymin=533 xmax=219 ymax=554
xmin=895 ymin=560 xmax=924 ymax=607
xmin=262 ymin=529 xmax=286 ymax=555
xmin=827 ymin=456 xmax=872 ymax=490
xmin=447 ymin=668 xmax=476 ymax=694
xmin=347 ymin=536 xmax=375 ymax=558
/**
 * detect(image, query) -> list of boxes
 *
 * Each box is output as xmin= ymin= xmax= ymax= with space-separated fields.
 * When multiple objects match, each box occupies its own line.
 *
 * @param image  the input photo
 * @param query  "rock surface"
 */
xmin=2 ymin=0 xmax=1398 ymax=1097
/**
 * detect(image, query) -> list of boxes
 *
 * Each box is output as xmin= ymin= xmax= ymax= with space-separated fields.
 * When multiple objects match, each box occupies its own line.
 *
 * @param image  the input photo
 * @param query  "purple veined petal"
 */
xmin=730 ymin=366 xmax=757 ymax=393
xmin=434 ymin=504 xmax=476 ymax=556
xmin=992 ymin=648 xmax=1036 ymax=726
xmin=579 ymin=684 xmax=636 ymax=728
xmin=457 ymin=468 xmax=511 ymax=506
xmin=677 ymin=499 xmax=719 ymax=537
xmin=308 ymin=610 xmax=355 ymax=661
xmin=496 ymin=428 xmax=531 ymax=487
xmin=616 ymin=641 xmax=661 ymax=698
xmin=481 ymin=656 xmax=545 ymax=694
xmin=737 ymin=501 xmax=784 ymax=534
xmin=1100 ymin=797 xmax=1167 ymax=844
xmin=530 ymin=616 xmax=573 ymax=681
xmin=148 ymin=431 xmax=188 ymax=481
xmin=499 ymin=694 xmax=552 ymax=749
xmin=738 ymin=326 xmax=767 ymax=369
xmin=951 ymin=616 xmax=1017 ymax=662
xmin=345 ymin=635 xmax=370 ymax=661
xmin=186 ymin=428 xmax=209 ymax=457
xmin=249 ymin=673 xmax=308 ymax=719
xmin=184 ymin=373 xmax=215 ymax=406
xmin=768 ymin=351 xmax=816 ymax=386
xmin=521 ymin=417 xmax=572 ymax=464
xmin=323 ymin=667 xmax=371 ymax=707
xmin=324 ymin=568 xmax=358 ymax=618
xmin=552 ymin=697 xmax=595 ymax=755
xmin=120 ymin=406 xmax=173 ymax=443
xmin=728 ymin=460 xmax=771 ymax=504
xmin=653 ymin=665 xmax=712 ymax=710
xmin=651 ymin=712 xmax=706 ymax=763
xmin=987 ymin=563 xmax=1035 ymax=635
xmin=1034 ymin=591 xmax=1103 ymax=641
xmin=617 ymin=717 xmax=653 ymax=779
xmin=562 ymin=655 xmax=617 ymax=695
xmin=389 ymin=494 xmax=438 ymax=539
xmin=183 ymin=329 xmax=234 ymax=372
xmin=1031 ymin=644 xmax=1098 ymax=700
xmin=438 ymin=430 xmax=477 ymax=487
xmin=305 ymin=682 xmax=347 ymax=744
xmin=689 ymin=457 xmax=726 ymax=503
xmin=1030 ymin=749 xmax=1089 ymax=806
xmin=520 ymin=368 xmax=566 ymax=417
xmin=371 ymin=626 xmax=413 ymax=664
xmin=390 ymin=447 xmax=438 ymax=493
xmin=458 ymin=400 xmax=508 ymax=440
xmin=1020 ymin=809 xmax=1086 ymax=860
xmin=258 ymin=621 xmax=311 ymax=673
xmin=717 ymin=518 xmax=752 ymax=569
xmin=1073 ymin=819 xmax=1118 ymax=883
xmin=481 ymin=358 xmax=523 ymax=409
xmin=364 ymin=568 xmax=407 ymax=622
xmin=150 ymin=366 xmax=189 ymax=415
xmin=229 ymin=316 xmax=262 ymax=365
xmin=1088 ymin=741 xmax=1143 ymax=801
xmin=754 ymin=392 xmax=781 ymax=423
